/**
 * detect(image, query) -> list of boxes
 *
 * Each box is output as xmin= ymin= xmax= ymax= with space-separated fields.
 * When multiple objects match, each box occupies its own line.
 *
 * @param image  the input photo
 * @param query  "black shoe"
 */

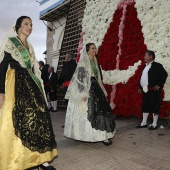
xmin=39 ymin=165 xmax=56 ymax=170
xmin=48 ymin=107 xmax=53 ymax=111
xmin=51 ymin=109 xmax=57 ymax=112
xmin=26 ymin=166 xmax=39 ymax=170
xmin=103 ymin=139 xmax=112 ymax=146
xmin=136 ymin=124 xmax=147 ymax=128
xmin=148 ymin=125 xmax=158 ymax=130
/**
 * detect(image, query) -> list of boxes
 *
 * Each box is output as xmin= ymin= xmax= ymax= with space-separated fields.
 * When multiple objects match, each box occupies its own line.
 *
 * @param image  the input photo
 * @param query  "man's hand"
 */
xmin=59 ymin=85 xmax=64 ymax=89
xmin=138 ymin=89 xmax=142 ymax=93
xmin=0 ymin=94 xmax=5 ymax=109
xmin=153 ymin=85 xmax=160 ymax=91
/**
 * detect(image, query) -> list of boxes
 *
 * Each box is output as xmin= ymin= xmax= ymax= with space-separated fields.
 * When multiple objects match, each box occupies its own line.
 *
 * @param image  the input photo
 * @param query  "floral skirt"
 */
xmin=0 ymin=69 xmax=57 ymax=170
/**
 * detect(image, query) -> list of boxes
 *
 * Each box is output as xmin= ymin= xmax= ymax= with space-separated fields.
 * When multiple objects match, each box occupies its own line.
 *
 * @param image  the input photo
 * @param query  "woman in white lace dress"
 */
xmin=64 ymin=43 xmax=116 ymax=145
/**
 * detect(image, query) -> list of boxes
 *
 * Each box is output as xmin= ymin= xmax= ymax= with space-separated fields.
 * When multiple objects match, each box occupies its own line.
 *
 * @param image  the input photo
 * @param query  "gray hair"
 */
xmin=49 ymin=66 xmax=54 ymax=71
xmin=66 ymin=52 xmax=74 ymax=59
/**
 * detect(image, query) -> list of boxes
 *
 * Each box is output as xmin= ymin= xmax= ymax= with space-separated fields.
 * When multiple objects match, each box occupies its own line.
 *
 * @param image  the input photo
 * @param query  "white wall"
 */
xmin=47 ymin=16 xmax=66 ymax=72
xmin=40 ymin=0 xmax=67 ymax=72
xmin=53 ymin=17 xmax=66 ymax=51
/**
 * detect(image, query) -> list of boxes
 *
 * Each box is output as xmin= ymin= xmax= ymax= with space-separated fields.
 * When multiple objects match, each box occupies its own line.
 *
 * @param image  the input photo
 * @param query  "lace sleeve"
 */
xmin=0 ymin=52 xmax=11 ymax=94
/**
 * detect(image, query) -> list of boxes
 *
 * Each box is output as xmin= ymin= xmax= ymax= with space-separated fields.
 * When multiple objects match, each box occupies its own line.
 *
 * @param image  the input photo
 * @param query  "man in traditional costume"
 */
xmin=58 ymin=52 xmax=77 ymax=99
xmin=48 ymin=66 xmax=58 ymax=112
xmin=136 ymin=50 xmax=168 ymax=130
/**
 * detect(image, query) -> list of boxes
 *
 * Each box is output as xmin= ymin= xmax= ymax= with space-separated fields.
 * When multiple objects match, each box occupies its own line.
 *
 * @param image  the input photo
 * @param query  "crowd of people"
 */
xmin=38 ymin=51 xmax=77 ymax=112
xmin=0 ymin=15 xmax=168 ymax=170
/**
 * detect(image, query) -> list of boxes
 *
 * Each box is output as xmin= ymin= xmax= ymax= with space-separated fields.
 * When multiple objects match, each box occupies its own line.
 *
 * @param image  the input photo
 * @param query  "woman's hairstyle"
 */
xmin=146 ymin=50 xmax=155 ymax=60
xmin=86 ymin=43 xmax=95 ymax=53
xmin=15 ymin=16 xmax=31 ymax=34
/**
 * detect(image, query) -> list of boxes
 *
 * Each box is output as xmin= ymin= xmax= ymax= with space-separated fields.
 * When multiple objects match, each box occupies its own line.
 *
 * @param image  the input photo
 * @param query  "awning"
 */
xmin=40 ymin=0 xmax=70 ymax=22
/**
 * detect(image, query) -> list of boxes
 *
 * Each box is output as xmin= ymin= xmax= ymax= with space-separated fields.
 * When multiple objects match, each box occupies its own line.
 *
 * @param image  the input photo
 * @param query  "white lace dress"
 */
xmin=64 ymin=91 xmax=116 ymax=142
xmin=64 ymin=48 xmax=115 ymax=142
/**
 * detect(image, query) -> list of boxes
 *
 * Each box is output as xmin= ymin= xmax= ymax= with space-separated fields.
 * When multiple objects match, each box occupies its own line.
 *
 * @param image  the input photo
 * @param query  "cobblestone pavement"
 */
xmin=49 ymin=109 xmax=170 ymax=170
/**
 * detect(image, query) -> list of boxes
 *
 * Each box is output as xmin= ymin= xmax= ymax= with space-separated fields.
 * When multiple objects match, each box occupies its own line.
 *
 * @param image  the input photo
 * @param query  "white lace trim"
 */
xmin=3 ymin=38 xmax=47 ymax=103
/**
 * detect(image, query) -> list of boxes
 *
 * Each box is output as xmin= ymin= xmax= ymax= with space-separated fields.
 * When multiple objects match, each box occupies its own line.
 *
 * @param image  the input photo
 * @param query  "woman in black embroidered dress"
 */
xmin=64 ymin=43 xmax=116 ymax=145
xmin=0 ymin=16 xmax=57 ymax=170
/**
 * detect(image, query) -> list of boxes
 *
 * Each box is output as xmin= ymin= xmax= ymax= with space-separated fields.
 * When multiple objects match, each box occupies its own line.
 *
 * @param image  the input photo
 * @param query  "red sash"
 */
xmin=44 ymin=83 xmax=50 ymax=87
xmin=63 ymin=81 xmax=70 ymax=87
xmin=148 ymin=87 xmax=155 ymax=91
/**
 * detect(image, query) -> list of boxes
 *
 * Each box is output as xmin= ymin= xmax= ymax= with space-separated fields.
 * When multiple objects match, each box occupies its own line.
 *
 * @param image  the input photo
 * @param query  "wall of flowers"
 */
xmin=77 ymin=0 xmax=170 ymax=118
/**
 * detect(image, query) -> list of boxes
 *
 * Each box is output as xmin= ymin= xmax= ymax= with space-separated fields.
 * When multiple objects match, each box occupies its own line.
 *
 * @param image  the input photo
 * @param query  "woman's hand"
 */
xmin=0 ymin=93 xmax=5 ymax=109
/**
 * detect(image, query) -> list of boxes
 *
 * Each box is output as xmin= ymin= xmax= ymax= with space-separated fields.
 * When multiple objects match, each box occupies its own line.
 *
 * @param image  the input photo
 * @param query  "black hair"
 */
xmin=15 ymin=16 xmax=31 ymax=34
xmin=38 ymin=60 xmax=44 ymax=66
xmin=86 ymin=43 xmax=95 ymax=53
xmin=146 ymin=50 xmax=155 ymax=60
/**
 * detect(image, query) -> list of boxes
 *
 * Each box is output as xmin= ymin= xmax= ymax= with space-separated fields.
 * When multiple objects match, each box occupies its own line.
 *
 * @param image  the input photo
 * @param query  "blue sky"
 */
xmin=0 ymin=0 xmax=46 ymax=61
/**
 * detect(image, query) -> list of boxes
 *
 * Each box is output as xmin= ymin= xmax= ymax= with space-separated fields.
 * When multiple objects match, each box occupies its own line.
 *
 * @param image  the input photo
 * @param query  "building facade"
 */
xmin=39 ymin=0 xmax=70 ymax=71
xmin=39 ymin=0 xmax=86 ymax=107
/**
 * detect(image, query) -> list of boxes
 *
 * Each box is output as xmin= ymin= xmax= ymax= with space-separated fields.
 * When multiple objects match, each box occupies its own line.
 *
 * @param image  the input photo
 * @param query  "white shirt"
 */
xmin=49 ymin=73 xmax=52 ymax=79
xmin=140 ymin=61 xmax=153 ymax=93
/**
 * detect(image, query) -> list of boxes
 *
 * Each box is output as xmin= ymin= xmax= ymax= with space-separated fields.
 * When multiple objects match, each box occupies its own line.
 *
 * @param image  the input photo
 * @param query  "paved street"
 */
xmin=49 ymin=109 xmax=170 ymax=170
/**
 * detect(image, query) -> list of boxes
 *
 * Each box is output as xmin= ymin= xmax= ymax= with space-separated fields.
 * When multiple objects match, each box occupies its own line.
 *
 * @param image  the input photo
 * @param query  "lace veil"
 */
xmin=65 ymin=45 xmax=107 ymax=102
xmin=0 ymin=23 xmax=16 ymax=63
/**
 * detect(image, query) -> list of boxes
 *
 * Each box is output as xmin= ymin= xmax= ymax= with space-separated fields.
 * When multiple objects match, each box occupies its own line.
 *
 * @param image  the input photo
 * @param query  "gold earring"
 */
xmin=18 ymin=28 xmax=20 ymax=34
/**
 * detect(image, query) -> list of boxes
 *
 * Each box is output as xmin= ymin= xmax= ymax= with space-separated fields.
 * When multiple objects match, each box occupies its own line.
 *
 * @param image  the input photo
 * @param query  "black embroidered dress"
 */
xmin=0 ymin=37 xmax=57 ymax=170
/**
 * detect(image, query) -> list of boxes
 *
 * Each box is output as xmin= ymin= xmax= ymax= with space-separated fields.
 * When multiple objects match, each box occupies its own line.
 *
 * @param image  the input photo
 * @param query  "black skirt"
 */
xmin=87 ymin=77 xmax=115 ymax=133
xmin=142 ymin=90 xmax=161 ymax=114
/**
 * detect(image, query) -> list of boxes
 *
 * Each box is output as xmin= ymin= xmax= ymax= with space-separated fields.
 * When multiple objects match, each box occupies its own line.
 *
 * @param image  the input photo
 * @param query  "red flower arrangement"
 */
xmin=98 ymin=2 xmax=170 ymax=118
xmin=98 ymin=8 xmax=123 ymax=101
xmin=98 ymin=3 xmax=146 ymax=117
xmin=76 ymin=1 xmax=170 ymax=118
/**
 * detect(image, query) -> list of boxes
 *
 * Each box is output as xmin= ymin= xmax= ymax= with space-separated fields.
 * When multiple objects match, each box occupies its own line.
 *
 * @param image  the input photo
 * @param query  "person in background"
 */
xmin=39 ymin=60 xmax=50 ymax=96
xmin=58 ymin=52 xmax=77 ymax=105
xmin=39 ymin=61 xmax=51 ymax=109
xmin=136 ymin=50 xmax=168 ymax=130
xmin=48 ymin=66 xmax=58 ymax=112
xmin=0 ymin=16 xmax=57 ymax=170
